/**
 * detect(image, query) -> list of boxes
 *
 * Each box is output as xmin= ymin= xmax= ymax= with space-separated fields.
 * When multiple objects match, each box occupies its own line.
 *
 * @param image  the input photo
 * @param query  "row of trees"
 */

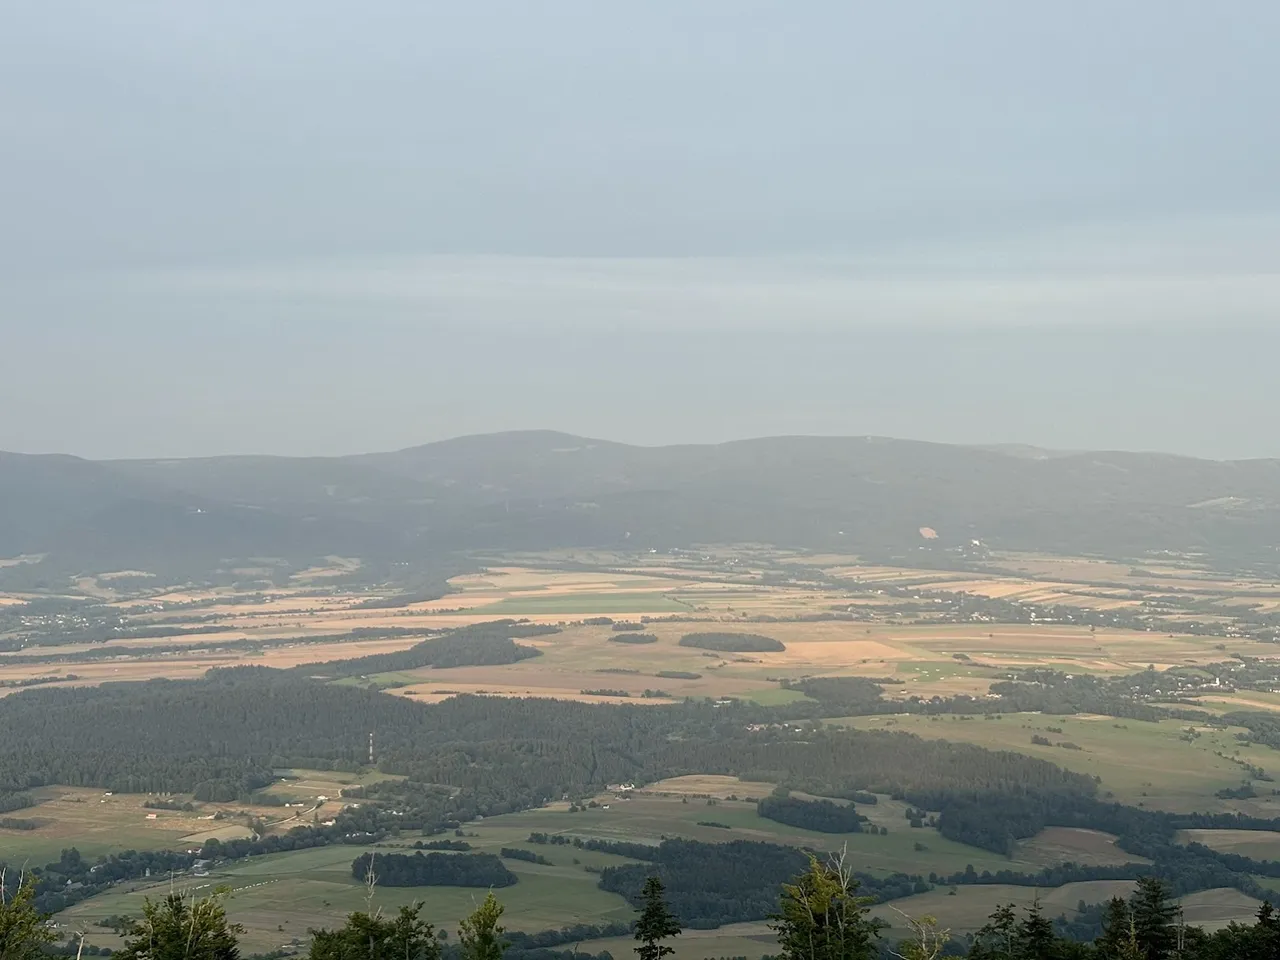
xmin=9 ymin=855 xmax=1280 ymax=960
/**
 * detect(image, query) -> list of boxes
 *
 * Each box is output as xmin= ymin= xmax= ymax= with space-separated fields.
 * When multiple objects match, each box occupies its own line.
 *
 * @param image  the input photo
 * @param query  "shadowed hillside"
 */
xmin=2 ymin=432 xmax=1278 ymax=582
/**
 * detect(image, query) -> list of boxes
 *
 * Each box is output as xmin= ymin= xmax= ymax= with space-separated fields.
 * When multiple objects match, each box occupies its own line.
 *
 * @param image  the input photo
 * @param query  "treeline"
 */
xmin=0 ymin=817 xmax=40 ymax=830
xmin=500 ymin=848 xmax=551 ymax=865
xmin=304 ymin=621 xmax=554 ymax=676
xmin=350 ymin=851 xmax=517 ymax=887
xmin=598 ymin=837 xmax=927 ymax=928
xmin=413 ymin=838 xmax=471 ymax=850
xmin=0 ymin=846 xmax=198 ymax=915
xmin=757 ymin=794 xmax=868 ymax=833
xmin=0 ymin=791 xmax=35 ymax=813
xmin=678 ymin=632 xmax=785 ymax=652
xmin=608 ymin=633 xmax=658 ymax=644
xmin=781 ymin=676 xmax=887 ymax=714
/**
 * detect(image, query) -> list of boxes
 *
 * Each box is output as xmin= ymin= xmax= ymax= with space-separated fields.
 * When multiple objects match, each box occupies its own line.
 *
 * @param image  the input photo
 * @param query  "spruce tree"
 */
xmin=634 ymin=877 xmax=682 ymax=960
xmin=1130 ymin=877 xmax=1178 ymax=960
xmin=1095 ymin=897 xmax=1133 ymax=960
xmin=1014 ymin=899 xmax=1059 ymax=959
xmin=969 ymin=904 xmax=1017 ymax=959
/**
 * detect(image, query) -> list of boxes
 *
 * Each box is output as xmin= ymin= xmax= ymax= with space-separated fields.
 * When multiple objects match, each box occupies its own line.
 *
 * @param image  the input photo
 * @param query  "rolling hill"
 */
xmin=2 ymin=432 xmax=1278 ymax=584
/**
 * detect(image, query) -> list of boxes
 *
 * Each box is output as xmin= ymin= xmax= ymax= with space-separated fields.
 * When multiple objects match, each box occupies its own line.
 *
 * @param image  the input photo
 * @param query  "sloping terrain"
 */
xmin=2 ymin=432 xmax=1279 ymax=581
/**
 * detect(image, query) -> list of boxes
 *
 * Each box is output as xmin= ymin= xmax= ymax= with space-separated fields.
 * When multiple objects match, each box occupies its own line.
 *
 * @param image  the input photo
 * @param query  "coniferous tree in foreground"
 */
xmin=1129 ymin=876 xmax=1179 ymax=960
xmin=634 ymin=877 xmax=682 ymax=960
xmin=769 ymin=854 xmax=880 ymax=960
xmin=114 ymin=893 xmax=242 ymax=960
xmin=458 ymin=893 xmax=508 ymax=960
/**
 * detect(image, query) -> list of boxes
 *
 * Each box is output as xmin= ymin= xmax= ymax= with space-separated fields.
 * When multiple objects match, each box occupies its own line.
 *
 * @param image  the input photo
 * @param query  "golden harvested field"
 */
xmin=7 ymin=609 xmax=1275 ymax=707
xmin=7 ymin=556 xmax=1280 ymax=707
xmin=639 ymin=775 xmax=781 ymax=798
xmin=371 ymin=618 xmax=1272 ymax=708
xmin=0 ymin=636 xmax=448 ymax=695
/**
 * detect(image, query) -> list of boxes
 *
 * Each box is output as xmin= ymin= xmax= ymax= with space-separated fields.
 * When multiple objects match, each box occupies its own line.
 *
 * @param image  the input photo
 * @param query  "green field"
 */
xmin=60 ymin=842 xmax=633 ymax=954
xmin=44 ymin=762 xmax=1280 ymax=955
xmin=833 ymin=713 xmax=1280 ymax=812
xmin=53 ymin=786 xmax=1022 ymax=954
xmin=450 ymin=791 xmax=1021 ymax=877
xmin=737 ymin=687 xmax=814 ymax=706
xmin=4 ymin=770 xmax=391 ymax=865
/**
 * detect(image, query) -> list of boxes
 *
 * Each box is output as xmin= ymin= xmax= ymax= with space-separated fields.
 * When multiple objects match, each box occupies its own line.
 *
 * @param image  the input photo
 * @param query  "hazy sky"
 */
xmin=3 ymin=2 xmax=1278 ymax=459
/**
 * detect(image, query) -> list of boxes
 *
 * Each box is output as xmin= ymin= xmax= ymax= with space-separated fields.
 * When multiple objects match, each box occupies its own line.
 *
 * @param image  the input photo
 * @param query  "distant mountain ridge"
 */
xmin=3 ymin=431 xmax=1279 ymax=582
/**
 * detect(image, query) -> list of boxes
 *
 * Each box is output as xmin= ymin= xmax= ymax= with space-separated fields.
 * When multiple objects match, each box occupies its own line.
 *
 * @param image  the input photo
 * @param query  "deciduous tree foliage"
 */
xmin=0 ymin=876 xmax=56 ymax=960
xmin=309 ymin=903 xmax=442 ymax=960
xmin=458 ymin=893 xmax=508 ymax=960
xmin=769 ymin=856 xmax=880 ymax=960
xmin=114 ymin=893 xmax=242 ymax=960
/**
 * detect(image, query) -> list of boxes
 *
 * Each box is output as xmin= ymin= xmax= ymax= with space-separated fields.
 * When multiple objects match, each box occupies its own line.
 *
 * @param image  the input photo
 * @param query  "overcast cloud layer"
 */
xmin=2 ymin=2 xmax=1278 ymax=459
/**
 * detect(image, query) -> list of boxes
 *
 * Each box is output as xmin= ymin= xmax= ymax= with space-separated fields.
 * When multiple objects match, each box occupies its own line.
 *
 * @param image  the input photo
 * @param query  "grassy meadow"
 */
xmin=833 ymin=713 xmax=1280 ymax=813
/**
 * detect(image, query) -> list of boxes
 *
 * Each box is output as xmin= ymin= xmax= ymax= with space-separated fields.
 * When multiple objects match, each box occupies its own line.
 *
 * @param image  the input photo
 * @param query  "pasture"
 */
xmin=833 ymin=713 xmax=1280 ymax=813
xmin=59 ymin=842 xmax=634 ymax=955
xmin=42 ymin=776 xmax=1278 ymax=955
xmin=1175 ymin=829 xmax=1280 ymax=860
xmin=2 ymin=770 xmax=387 ymax=864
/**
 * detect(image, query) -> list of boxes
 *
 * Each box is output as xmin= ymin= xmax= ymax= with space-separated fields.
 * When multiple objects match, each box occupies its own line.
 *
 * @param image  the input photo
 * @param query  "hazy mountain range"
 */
xmin=3 ymin=431 xmax=1279 ymax=585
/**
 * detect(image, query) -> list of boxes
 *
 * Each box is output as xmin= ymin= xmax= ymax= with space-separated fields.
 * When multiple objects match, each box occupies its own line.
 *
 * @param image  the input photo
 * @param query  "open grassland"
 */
xmin=0 ymin=787 xmax=283 ymax=864
xmin=58 ymin=842 xmax=634 ymax=955
xmin=54 ymin=785 xmax=1023 ymax=953
xmin=1178 ymin=888 xmax=1271 ymax=931
xmin=869 ymin=881 xmax=1140 ymax=936
xmin=833 ymin=713 xmax=1280 ymax=814
xmin=1176 ymin=829 xmax=1280 ymax=860
xmin=2 ymin=770 xmax=388 ymax=864
xmin=43 ymin=777 xmax=1272 ymax=954
xmin=448 ymin=785 xmax=1056 ymax=878
xmin=0 ymin=788 xmax=205 ymax=864
xmin=1015 ymin=827 xmax=1148 ymax=868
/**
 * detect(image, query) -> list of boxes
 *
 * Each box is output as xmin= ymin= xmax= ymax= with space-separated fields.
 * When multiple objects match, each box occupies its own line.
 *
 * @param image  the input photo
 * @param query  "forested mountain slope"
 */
xmin=3 ymin=432 xmax=1279 ymax=579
